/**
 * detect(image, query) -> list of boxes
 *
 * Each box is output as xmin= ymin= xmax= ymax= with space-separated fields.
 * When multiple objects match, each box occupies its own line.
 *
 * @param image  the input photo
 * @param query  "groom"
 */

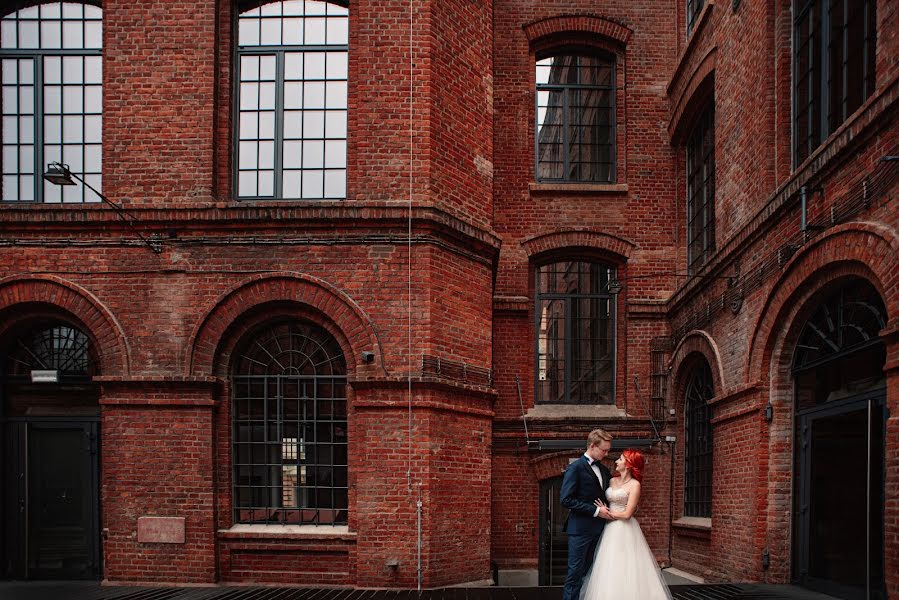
xmin=560 ymin=428 xmax=613 ymax=600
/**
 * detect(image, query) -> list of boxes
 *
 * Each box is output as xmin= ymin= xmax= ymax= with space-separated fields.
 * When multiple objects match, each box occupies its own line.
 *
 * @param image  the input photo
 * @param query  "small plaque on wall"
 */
xmin=137 ymin=516 xmax=186 ymax=544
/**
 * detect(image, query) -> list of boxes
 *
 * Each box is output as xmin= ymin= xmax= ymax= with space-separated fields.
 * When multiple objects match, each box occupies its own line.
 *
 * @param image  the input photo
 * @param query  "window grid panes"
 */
xmin=1 ymin=3 xmax=102 ymax=203
xmin=236 ymin=0 xmax=348 ymax=200
xmin=686 ymin=105 xmax=715 ymax=273
xmin=684 ymin=361 xmax=713 ymax=518
xmin=793 ymin=0 xmax=875 ymax=166
xmin=536 ymin=261 xmax=615 ymax=404
xmin=232 ymin=321 xmax=348 ymax=526
xmin=536 ymin=53 xmax=615 ymax=183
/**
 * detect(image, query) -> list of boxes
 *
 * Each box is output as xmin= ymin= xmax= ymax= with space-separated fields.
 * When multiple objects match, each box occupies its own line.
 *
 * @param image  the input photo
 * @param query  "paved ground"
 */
xmin=0 ymin=583 xmax=841 ymax=600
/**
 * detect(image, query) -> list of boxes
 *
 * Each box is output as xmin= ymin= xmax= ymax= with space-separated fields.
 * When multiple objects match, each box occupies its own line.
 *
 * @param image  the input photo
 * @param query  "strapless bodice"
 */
xmin=605 ymin=485 xmax=629 ymax=512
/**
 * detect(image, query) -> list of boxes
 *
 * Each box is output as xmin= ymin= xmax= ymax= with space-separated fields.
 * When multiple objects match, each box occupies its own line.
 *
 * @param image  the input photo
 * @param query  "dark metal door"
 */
xmin=2 ymin=420 xmax=99 ymax=580
xmin=539 ymin=476 xmax=569 ymax=586
xmin=795 ymin=392 xmax=885 ymax=600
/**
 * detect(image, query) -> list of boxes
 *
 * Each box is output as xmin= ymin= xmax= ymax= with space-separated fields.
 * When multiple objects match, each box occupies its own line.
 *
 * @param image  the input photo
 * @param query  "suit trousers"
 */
xmin=562 ymin=532 xmax=600 ymax=600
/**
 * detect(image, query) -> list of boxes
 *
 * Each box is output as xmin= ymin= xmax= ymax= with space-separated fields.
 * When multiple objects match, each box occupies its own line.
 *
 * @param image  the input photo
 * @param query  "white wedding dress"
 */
xmin=580 ymin=485 xmax=673 ymax=600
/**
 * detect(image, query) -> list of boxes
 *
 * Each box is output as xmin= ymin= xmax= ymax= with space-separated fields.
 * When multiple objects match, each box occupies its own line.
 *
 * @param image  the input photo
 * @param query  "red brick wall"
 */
xmin=100 ymin=392 xmax=216 ymax=583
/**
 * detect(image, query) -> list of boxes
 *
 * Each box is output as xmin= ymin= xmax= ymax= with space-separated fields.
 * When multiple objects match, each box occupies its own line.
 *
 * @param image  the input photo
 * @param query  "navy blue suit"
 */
xmin=560 ymin=455 xmax=611 ymax=600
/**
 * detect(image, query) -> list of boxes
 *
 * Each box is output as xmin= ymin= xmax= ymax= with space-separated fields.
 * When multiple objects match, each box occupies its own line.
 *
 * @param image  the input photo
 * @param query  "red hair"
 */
xmin=621 ymin=449 xmax=645 ymax=482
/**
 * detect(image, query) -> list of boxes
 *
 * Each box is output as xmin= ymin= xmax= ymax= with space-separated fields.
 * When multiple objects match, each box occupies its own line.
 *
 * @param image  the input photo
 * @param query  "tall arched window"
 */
xmin=235 ymin=0 xmax=348 ymax=200
xmin=684 ymin=359 xmax=713 ymax=518
xmin=1 ymin=2 xmax=102 ymax=203
xmin=535 ymin=260 xmax=615 ymax=404
xmin=536 ymin=51 xmax=616 ymax=183
xmin=232 ymin=320 xmax=348 ymax=525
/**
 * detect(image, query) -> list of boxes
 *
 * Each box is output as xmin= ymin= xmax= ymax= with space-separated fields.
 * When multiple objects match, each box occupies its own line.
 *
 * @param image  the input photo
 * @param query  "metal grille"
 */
xmin=792 ymin=278 xmax=886 ymax=372
xmin=650 ymin=336 xmax=673 ymax=422
xmin=535 ymin=261 xmax=615 ymax=405
xmin=235 ymin=0 xmax=348 ymax=200
xmin=4 ymin=322 xmax=94 ymax=378
xmin=232 ymin=320 xmax=347 ymax=525
xmin=536 ymin=53 xmax=616 ymax=183
xmin=686 ymin=105 xmax=715 ymax=273
xmin=684 ymin=360 xmax=713 ymax=518
xmin=792 ymin=0 xmax=876 ymax=166
xmin=0 ymin=2 xmax=103 ymax=203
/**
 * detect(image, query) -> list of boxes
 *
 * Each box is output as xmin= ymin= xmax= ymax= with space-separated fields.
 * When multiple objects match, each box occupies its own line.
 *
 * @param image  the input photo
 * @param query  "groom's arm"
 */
xmin=560 ymin=463 xmax=600 ymax=516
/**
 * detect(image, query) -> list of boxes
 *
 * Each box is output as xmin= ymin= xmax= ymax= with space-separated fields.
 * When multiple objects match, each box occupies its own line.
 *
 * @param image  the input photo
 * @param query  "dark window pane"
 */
xmin=536 ymin=53 xmax=615 ymax=183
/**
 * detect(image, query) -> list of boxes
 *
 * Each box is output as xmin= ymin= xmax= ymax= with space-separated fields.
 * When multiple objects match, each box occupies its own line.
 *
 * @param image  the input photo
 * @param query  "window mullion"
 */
xmin=34 ymin=55 xmax=44 ymax=204
xmin=274 ymin=50 xmax=285 ymax=199
xmin=562 ymin=87 xmax=570 ymax=181
xmin=564 ymin=296 xmax=572 ymax=404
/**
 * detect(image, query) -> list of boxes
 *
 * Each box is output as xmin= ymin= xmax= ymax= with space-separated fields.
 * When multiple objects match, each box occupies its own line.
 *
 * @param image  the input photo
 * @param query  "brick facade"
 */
xmin=0 ymin=0 xmax=896 ymax=595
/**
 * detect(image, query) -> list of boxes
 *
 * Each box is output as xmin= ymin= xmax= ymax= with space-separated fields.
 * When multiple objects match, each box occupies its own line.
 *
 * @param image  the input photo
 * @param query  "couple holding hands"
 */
xmin=560 ymin=429 xmax=672 ymax=600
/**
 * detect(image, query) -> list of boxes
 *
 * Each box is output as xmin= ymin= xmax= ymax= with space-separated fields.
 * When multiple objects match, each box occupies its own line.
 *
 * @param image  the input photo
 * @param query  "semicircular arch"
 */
xmin=186 ymin=272 xmax=384 ymax=377
xmin=0 ymin=275 xmax=130 ymax=376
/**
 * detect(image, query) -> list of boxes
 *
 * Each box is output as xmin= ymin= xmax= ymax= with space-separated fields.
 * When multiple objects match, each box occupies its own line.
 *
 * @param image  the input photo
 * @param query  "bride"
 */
xmin=580 ymin=450 xmax=672 ymax=600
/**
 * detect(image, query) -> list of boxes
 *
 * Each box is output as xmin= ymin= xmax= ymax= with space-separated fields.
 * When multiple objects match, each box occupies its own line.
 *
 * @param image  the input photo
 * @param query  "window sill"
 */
xmin=525 ymin=404 xmax=627 ymax=420
xmin=529 ymin=182 xmax=628 ymax=195
xmin=672 ymin=517 xmax=712 ymax=538
xmin=218 ymin=524 xmax=356 ymax=541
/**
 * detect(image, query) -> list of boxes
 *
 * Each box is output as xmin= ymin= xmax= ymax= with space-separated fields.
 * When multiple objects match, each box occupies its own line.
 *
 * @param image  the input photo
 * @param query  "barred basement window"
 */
xmin=686 ymin=105 xmax=715 ymax=272
xmin=232 ymin=320 xmax=348 ymax=525
xmin=793 ymin=0 xmax=876 ymax=166
xmin=235 ymin=0 xmax=348 ymax=200
xmin=684 ymin=360 xmax=713 ymax=518
xmin=536 ymin=261 xmax=615 ymax=404
xmin=0 ymin=2 xmax=102 ymax=203
xmin=536 ymin=52 xmax=616 ymax=183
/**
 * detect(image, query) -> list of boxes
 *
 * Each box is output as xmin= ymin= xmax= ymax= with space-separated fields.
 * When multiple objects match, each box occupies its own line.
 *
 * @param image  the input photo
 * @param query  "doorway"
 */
xmin=794 ymin=392 xmax=885 ymax=600
xmin=539 ymin=476 xmax=568 ymax=585
xmin=791 ymin=279 xmax=887 ymax=600
xmin=2 ymin=420 xmax=100 ymax=580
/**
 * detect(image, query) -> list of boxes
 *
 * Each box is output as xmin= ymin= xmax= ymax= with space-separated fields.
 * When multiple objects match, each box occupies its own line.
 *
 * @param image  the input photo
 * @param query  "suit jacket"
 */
xmin=560 ymin=455 xmax=611 ymax=536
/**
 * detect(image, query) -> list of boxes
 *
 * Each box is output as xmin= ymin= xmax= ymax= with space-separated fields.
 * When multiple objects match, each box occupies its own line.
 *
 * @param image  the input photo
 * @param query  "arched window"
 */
xmin=1 ymin=2 xmax=102 ymax=203
xmin=536 ymin=51 xmax=615 ymax=183
xmin=793 ymin=279 xmax=886 ymax=407
xmin=684 ymin=359 xmax=713 ymax=518
xmin=686 ymin=104 xmax=715 ymax=272
xmin=235 ymin=0 xmax=348 ymax=200
xmin=535 ymin=260 xmax=615 ymax=404
xmin=4 ymin=322 xmax=95 ymax=379
xmin=232 ymin=320 xmax=348 ymax=525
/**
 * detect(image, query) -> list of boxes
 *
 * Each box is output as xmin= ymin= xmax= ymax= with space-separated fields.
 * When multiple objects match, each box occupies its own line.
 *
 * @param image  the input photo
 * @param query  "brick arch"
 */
xmin=747 ymin=223 xmax=898 ymax=383
xmin=186 ymin=272 xmax=384 ymax=377
xmin=523 ymin=14 xmax=633 ymax=47
xmin=0 ymin=275 xmax=130 ymax=376
xmin=531 ymin=451 xmax=583 ymax=482
xmin=669 ymin=48 xmax=717 ymax=145
xmin=669 ymin=330 xmax=725 ymax=410
xmin=520 ymin=230 xmax=636 ymax=263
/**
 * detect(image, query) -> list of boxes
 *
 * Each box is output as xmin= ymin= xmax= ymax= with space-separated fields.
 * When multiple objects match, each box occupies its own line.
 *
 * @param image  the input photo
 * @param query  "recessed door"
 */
xmin=2 ymin=420 xmax=99 ymax=580
xmin=539 ymin=476 xmax=569 ymax=586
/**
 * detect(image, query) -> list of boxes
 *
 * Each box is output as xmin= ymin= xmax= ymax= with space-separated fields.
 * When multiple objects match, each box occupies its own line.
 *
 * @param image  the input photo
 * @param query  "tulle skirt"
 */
xmin=580 ymin=518 xmax=672 ymax=600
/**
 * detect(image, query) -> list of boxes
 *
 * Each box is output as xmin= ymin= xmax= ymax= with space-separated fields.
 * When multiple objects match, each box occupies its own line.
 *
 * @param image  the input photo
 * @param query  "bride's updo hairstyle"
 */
xmin=622 ymin=449 xmax=645 ymax=482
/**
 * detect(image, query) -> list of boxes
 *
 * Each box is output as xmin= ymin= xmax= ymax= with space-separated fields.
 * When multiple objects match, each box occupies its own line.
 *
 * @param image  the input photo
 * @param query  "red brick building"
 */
xmin=0 ymin=0 xmax=895 ymax=598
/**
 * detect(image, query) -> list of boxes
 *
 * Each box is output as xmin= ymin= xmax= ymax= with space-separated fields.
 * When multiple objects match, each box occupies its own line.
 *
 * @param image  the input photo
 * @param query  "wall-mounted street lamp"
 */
xmin=605 ymin=270 xmax=735 ymax=295
xmin=42 ymin=162 xmax=163 ymax=254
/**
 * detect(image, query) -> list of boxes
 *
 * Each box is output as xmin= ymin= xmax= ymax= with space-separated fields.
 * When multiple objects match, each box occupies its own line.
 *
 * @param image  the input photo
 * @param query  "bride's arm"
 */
xmin=608 ymin=482 xmax=641 ymax=520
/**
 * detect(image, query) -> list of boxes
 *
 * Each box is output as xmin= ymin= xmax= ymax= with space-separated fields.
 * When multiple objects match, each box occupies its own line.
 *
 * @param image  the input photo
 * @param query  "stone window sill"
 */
xmin=672 ymin=517 xmax=712 ymax=538
xmin=526 ymin=404 xmax=627 ymax=419
xmin=529 ymin=183 xmax=628 ymax=195
xmin=218 ymin=524 xmax=356 ymax=541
